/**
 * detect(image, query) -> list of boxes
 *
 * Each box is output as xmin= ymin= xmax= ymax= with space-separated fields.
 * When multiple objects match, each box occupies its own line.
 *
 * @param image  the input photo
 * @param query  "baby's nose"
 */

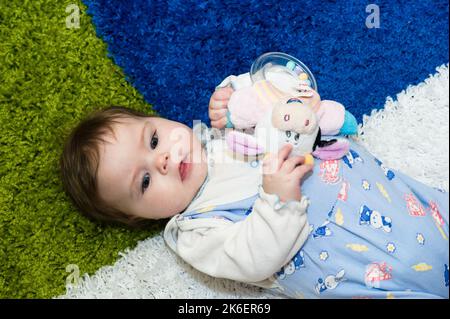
xmin=157 ymin=152 xmax=170 ymax=174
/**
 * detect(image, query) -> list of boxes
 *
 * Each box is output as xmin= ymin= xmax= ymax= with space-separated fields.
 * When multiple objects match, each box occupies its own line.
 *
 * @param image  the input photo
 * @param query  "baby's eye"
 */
xmin=141 ymin=173 xmax=151 ymax=193
xmin=150 ymin=130 xmax=158 ymax=149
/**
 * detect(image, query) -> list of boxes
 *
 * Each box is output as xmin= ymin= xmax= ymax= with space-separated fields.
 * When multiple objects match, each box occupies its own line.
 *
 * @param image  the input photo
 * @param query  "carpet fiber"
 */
xmin=82 ymin=0 xmax=449 ymax=126
xmin=0 ymin=1 xmax=163 ymax=298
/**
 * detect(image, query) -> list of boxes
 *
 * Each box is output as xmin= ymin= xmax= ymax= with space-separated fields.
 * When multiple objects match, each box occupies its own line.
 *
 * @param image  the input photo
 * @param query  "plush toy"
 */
xmin=222 ymin=52 xmax=358 ymax=163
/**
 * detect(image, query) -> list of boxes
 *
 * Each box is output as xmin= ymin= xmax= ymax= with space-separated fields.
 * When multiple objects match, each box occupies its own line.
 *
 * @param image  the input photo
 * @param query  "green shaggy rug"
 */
xmin=0 ymin=1 xmax=162 ymax=298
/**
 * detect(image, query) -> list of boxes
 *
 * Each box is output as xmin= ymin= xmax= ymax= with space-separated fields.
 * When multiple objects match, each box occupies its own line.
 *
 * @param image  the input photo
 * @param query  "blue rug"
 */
xmin=83 ymin=0 xmax=449 ymax=126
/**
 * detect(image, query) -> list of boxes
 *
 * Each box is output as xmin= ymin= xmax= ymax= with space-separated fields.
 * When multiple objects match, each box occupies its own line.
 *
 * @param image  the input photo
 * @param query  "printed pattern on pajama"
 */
xmin=181 ymin=140 xmax=449 ymax=299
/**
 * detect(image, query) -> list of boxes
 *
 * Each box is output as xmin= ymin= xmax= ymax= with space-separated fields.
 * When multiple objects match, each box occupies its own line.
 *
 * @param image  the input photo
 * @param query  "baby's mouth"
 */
xmin=178 ymin=156 xmax=191 ymax=182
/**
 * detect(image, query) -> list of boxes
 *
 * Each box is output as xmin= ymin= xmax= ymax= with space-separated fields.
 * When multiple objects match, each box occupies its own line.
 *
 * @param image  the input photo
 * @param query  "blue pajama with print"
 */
xmin=183 ymin=140 xmax=449 ymax=298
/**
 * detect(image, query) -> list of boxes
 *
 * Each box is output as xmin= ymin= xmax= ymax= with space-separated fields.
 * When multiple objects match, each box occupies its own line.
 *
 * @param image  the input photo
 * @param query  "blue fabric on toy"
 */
xmin=225 ymin=110 xmax=234 ymax=128
xmin=340 ymin=111 xmax=358 ymax=135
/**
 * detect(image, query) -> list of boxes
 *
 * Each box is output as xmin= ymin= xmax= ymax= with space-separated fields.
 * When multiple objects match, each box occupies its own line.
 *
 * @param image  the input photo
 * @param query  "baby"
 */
xmin=59 ymin=106 xmax=210 ymax=226
xmin=60 ymin=79 xmax=449 ymax=299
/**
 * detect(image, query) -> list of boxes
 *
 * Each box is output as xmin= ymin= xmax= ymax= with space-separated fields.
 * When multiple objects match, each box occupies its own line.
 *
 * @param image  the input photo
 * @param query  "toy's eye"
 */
xmin=284 ymin=114 xmax=290 ymax=122
xmin=294 ymin=133 xmax=300 ymax=141
xmin=285 ymin=130 xmax=292 ymax=138
xmin=287 ymin=98 xmax=303 ymax=104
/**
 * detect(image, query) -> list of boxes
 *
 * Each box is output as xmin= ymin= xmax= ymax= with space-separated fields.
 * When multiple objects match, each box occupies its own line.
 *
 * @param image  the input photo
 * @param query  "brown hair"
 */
xmin=60 ymin=106 xmax=158 ymax=228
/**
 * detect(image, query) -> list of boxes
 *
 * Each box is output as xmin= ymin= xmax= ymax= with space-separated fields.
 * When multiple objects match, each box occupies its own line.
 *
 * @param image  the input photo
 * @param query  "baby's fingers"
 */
xmin=280 ymin=155 xmax=306 ymax=173
xmin=277 ymin=144 xmax=293 ymax=164
xmin=209 ymin=99 xmax=229 ymax=110
xmin=211 ymin=117 xmax=228 ymax=129
xmin=213 ymin=87 xmax=234 ymax=100
xmin=293 ymin=163 xmax=314 ymax=180
xmin=209 ymin=108 xmax=227 ymax=121
xmin=263 ymin=144 xmax=292 ymax=174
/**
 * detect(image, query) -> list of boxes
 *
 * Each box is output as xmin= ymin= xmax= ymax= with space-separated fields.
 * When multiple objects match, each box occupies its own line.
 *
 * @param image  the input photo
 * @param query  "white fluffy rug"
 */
xmin=59 ymin=64 xmax=449 ymax=299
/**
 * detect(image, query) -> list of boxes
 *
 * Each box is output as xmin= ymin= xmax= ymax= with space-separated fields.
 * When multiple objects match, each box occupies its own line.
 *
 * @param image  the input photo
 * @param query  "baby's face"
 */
xmin=97 ymin=116 xmax=208 ymax=220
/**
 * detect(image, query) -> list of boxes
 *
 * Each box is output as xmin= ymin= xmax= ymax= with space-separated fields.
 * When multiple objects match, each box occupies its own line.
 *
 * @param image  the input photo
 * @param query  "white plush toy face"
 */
xmin=255 ymin=98 xmax=320 ymax=157
xmin=272 ymin=98 xmax=318 ymax=135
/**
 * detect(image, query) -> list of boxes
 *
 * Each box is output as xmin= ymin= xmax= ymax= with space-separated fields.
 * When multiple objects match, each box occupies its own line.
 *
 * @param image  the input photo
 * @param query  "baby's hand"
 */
xmin=209 ymin=87 xmax=233 ymax=129
xmin=262 ymin=144 xmax=313 ymax=203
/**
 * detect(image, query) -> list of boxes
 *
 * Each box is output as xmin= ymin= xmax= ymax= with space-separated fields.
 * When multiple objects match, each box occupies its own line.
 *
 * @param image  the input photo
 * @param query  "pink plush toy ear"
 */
xmin=226 ymin=130 xmax=265 ymax=156
xmin=312 ymin=139 xmax=350 ymax=160
xmin=227 ymin=80 xmax=287 ymax=129
xmin=316 ymin=100 xmax=346 ymax=136
xmin=227 ymin=87 xmax=264 ymax=129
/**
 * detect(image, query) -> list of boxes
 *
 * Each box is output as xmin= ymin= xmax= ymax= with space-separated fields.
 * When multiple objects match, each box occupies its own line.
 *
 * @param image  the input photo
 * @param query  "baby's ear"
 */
xmin=226 ymin=130 xmax=265 ymax=156
xmin=312 ymin=139 xmax=350 ymax=160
